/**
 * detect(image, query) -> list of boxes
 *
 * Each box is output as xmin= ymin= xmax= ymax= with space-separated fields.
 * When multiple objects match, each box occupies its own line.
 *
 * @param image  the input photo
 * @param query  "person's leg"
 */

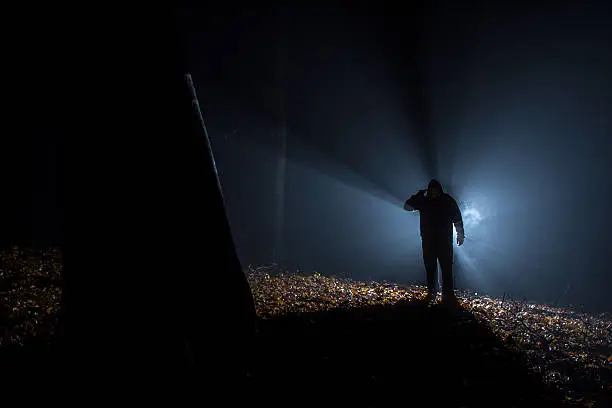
xmin=422 ymin=239 xmax=438 ymax=295
xmin=438 ymin=239 xmax=455 ymax=300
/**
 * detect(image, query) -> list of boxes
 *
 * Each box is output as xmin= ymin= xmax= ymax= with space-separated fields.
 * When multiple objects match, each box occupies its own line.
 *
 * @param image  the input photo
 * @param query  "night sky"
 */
xmin=8 ymin=3 xmax=611 ymax=313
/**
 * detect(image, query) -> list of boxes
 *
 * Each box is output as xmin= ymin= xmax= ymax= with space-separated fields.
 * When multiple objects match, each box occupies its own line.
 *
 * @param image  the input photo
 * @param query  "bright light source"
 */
xmin=454 ymin=200 xmax=485 ymax=244
xmin=463 ymin=207 xmax=482 ymax=229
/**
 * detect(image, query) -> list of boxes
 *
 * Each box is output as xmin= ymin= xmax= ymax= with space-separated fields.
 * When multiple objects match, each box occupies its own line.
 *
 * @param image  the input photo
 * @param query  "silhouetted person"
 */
xmin=404 ymin=179 xmax=464 ymax=302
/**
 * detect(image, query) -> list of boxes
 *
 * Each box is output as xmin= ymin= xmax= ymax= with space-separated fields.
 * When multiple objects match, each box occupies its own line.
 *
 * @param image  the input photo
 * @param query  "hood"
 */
xmin=428 ymin=179 xmax=444 ymax=193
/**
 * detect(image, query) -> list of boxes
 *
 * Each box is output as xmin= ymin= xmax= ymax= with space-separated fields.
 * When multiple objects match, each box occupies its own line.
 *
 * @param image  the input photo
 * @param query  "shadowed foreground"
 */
xmin=246 ymin=269 xmax=611 ymax=407
xmin=0 ymin=250 xmax=610 ymax=406
xmin=249 ymin=298 xmax=564 ymax=407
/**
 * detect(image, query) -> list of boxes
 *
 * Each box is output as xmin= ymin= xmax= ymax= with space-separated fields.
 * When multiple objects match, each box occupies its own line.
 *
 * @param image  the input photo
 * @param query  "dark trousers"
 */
xmin=422 ymin=237 xmax=454 ymax=297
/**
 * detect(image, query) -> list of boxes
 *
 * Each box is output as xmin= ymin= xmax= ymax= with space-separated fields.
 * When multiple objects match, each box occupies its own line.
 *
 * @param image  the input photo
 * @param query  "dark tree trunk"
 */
xmin=48 ymin=7 xmax=257 ymax=399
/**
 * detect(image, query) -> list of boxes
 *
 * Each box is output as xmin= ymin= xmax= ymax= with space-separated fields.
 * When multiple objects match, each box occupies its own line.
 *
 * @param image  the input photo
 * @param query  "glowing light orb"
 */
xmin=454 ymin=204 xmax=483 ymax=240
xmin=462 ymin=207 xmax=482 ymax=229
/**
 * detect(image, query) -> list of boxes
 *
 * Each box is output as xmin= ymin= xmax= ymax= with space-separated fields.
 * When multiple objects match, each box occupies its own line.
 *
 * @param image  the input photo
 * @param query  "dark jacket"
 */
xmin=404 ymin=180 xmax=464 ymax=242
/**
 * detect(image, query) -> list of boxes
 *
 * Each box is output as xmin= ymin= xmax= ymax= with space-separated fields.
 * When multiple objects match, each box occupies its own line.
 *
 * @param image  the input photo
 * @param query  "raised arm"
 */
xmin=404 ymin=189 xmax=427 ymax=211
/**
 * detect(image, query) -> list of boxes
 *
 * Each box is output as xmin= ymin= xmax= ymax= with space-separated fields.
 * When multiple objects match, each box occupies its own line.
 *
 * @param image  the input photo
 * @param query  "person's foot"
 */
xmin=442 ymin=293 xmax=459 ymax=309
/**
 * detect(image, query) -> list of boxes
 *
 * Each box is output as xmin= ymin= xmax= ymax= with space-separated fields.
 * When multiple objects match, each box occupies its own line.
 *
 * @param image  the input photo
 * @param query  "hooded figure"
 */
xmin=404 ymin=179 xmax=464 ymax=300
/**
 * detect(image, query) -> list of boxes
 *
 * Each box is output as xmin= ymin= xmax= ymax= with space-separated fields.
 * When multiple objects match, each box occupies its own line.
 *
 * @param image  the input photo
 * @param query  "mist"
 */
xmin=181 ymin=2 xmax=612 ymax=313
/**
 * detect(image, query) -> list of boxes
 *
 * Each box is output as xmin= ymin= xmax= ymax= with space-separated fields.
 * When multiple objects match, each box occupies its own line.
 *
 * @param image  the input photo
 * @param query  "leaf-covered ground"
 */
xmin=0 ymin=249 xmax=610 ymax=406
xmin=247 ymin=264 xmax=611 ymax=407
xmin=0 ymin=247 xmax=62 ymax=348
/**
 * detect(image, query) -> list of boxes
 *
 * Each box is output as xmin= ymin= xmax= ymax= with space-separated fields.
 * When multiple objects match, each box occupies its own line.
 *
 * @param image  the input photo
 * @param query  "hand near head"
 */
xmin=457 ymin=233 xmax=465 ymax=246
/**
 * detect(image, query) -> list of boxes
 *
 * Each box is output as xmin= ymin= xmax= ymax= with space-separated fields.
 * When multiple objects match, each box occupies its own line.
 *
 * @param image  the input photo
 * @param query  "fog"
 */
xmin=181 ymin=1 xmax=612 ymax=313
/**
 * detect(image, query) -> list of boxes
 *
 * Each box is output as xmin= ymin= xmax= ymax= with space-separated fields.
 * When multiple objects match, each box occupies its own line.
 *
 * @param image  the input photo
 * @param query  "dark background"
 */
xmin=6 ymin=2 xmax=612 ymax=313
